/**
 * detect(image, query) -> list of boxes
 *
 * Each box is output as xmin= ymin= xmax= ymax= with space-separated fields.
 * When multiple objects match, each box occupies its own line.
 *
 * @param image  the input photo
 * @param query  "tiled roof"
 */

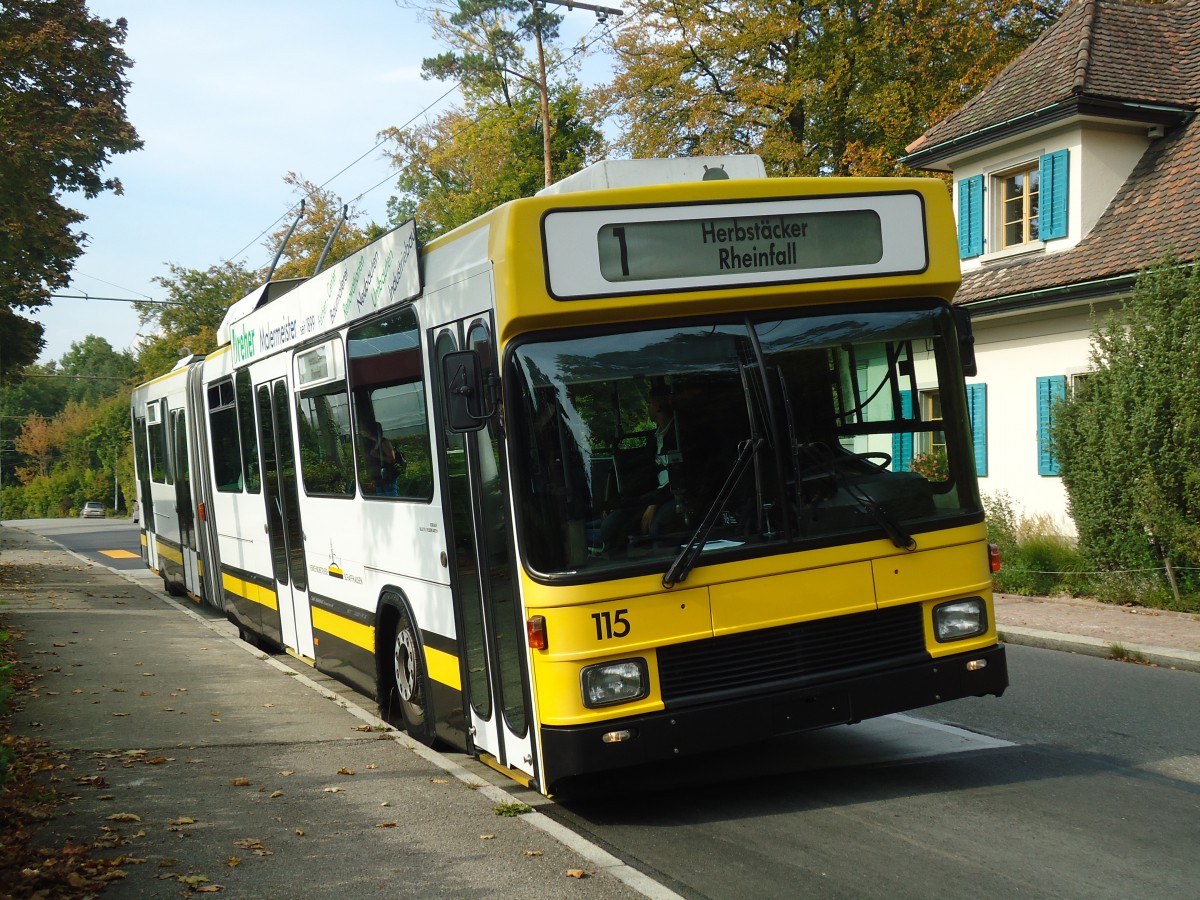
xmin=906 ymin=0 xmax=1200 ymax=305
xmin=958 ymin=112 xmax=1200 ymax=304
xmin=910 ymin=0 xmax=1200 ymax=154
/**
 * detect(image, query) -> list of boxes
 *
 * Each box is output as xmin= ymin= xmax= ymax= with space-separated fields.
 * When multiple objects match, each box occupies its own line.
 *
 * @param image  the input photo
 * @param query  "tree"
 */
xmin=384 ymin=0 xmax=603 ymax=230
xmin=415 ymin=0 xmax=574 ymax=186
xmin=385 ymin=83 xmax=602 ymax=240
xmin=135 ymin=259 xmax=260 ymax=376
xmin=14 ymin=413 xmax=54 ymax=482
xmin=601 ymin=0 xmax=1065 ymax=176
xmin=0 ymin=0 xmax=142 ymax=379
xmin=1056 ymin=260 xmax=1200 ymax=599
xmin=57 ymin=334 xmax=137 ymax=404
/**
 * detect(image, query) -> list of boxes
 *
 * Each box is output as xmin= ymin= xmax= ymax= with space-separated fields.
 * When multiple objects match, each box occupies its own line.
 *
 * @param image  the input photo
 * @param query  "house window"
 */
xmin=957 ymin=150 xmax=1067 ymax=261
xmin=919 ymin=389 xmax=945 ymax=456
xmin=998 ymin=164 xmax=1040 ymax=249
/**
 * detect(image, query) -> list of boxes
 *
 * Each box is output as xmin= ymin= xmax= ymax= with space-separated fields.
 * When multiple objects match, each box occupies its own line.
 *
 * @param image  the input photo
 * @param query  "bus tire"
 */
xmin=162 ymin=571 xmax=184 ymax=597
xmin=382 ymin=603 xmax=435 ymax=746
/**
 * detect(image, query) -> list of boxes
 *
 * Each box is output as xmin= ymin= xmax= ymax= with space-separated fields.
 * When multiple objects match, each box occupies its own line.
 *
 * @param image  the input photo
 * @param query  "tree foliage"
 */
xmin=385 ymin=84 xmax=602 ymax=240
xmin=386 ymin=0 xmax=603 ymax=235
xmin=418 ymin=0 xmax=564 ymax=107
xmin=134 ymin=259 xmax=260 ymax=377
xmin=0 ymin=0 xmax=142 ymax=378
xmin=601 ymin=0 xmax=1065 ymax=176
xmin=57 ymin=334 xmax=136 ymax=404
xmin=1056 ymin=260 xmax=1200 ymax=593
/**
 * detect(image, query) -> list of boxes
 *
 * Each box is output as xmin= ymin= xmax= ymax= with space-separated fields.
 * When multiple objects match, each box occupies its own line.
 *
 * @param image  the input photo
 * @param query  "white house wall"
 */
xmin=968 ymin=301 xmax=1112 ymax=537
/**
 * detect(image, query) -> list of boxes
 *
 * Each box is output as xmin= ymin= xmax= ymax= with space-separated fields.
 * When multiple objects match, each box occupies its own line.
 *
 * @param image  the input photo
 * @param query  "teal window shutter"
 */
xmin=892 ymin=390 xmax=915 ymax=471
xmin=1036 ymin=375 xmax=1067 ymax=476
xmin=1039 ymin=150 xmax=1069 ymax=240
xmin=958 ymin=175 xmax=984 ymax=259
xmin=967 ymin=383 xmax=988 ymax=477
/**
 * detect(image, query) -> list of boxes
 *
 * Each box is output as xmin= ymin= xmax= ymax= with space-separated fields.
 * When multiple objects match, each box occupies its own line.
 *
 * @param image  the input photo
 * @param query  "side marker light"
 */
xmin=602 ymin=730 xmax=633 ymax=744
xmin=527 ymin=615 xmax=547 ymax=650
xmin=966 ymin=659 xmax=988 ymax=671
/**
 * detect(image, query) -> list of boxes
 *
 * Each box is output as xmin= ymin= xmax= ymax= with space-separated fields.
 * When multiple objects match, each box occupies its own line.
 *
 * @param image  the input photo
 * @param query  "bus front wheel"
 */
xmin=384 ymin=605 xmax=435 ymax=745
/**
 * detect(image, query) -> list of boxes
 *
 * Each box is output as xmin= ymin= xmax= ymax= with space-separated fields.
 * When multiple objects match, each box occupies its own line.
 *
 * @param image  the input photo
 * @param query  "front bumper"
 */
xmin=541 ymin=643 xmax=1007 ymax=790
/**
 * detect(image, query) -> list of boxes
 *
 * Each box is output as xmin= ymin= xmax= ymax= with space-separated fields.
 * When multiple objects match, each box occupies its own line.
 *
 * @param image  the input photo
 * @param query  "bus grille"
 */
xmin=656 ymin=604 xmax=928 ymax=705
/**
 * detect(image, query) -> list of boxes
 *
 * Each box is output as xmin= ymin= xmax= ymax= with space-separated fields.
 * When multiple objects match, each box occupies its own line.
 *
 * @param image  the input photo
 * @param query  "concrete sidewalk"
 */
xmin=994 ymin=592 xmax=1200 ymax=672
xmin=0 ymin=524 xmax=660 ymax=899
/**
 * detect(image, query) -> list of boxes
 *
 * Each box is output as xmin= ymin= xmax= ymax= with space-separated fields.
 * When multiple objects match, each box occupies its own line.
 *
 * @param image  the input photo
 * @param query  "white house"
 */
xmin=903 ymin=0 xmax=1200 ymax=534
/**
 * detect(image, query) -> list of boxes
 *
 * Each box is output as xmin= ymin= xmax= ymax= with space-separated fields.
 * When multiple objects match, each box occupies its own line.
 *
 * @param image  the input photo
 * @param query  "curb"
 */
xmin=998 ymin=625 xmax=1200 ymax=673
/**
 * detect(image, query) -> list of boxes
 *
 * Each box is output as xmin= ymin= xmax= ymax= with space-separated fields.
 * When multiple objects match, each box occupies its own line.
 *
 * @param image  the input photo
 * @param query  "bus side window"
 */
xmin=207 ymin=379 xmax=244 ymax=492
xmin=346 ymin=306 xmax=434 ymax=502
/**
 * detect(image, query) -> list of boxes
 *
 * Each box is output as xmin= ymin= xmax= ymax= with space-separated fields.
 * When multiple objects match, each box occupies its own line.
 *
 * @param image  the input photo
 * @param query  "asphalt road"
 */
xmin=547 ymin=645 xmax=1200 ymax=899
xmin=11 ymin=518 xmax=1200 ymax=899
xmin=13 ymin=516 xmax=146 ymax=570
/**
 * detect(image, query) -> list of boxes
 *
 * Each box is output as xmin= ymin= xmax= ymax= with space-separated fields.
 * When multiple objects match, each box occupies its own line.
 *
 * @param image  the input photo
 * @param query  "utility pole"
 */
xmin=529 ymin=0 xmax=623 ymax=187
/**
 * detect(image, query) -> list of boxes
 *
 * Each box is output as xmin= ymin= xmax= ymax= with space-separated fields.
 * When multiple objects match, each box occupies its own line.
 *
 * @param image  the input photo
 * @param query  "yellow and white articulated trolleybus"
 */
xmin=131 ymin=156 xmax=1007 ymax=794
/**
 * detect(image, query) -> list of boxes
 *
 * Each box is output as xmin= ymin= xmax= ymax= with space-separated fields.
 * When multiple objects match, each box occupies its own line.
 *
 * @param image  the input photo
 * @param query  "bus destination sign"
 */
xmin=598 ymin=209 xmax=882 ymax=282
xmin=541 ymin=193 xmax=929 ymax=300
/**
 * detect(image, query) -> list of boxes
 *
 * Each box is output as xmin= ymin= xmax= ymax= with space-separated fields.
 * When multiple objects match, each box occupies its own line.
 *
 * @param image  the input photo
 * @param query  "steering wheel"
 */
xmin=852 ymin=451 xmax=892 ymax=471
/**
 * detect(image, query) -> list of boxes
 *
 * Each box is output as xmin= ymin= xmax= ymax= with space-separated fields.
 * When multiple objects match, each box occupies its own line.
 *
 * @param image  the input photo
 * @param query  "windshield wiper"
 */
xmin=796 ymin=443 xmax=917 ymax=551
xmin=663 ymin=438 xmax=763 ymax=588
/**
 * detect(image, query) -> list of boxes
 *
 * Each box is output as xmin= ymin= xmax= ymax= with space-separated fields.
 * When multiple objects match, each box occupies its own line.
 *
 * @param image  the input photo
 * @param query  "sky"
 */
xmin=34 ymin=0 xmax=612 ymax=365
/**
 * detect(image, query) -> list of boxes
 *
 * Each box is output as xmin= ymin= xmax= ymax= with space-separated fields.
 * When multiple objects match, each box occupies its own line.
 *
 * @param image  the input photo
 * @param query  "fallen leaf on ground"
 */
xmin=523 ymin=850 xmax=544 ymax=857
xmin=337 ymin=767 xmax=354 ymax=775
xmin=229 ymin=778 xmax=252 ymax=787
xmin=566 ymin=869 xmax=588 ymax=879
xmin=107 ymin=813 xmax=141 ymax=822
xmin=376 ymin=822 xmax=398 ymax=828
xmin=169 ymin=817 xmax=196 ymax=826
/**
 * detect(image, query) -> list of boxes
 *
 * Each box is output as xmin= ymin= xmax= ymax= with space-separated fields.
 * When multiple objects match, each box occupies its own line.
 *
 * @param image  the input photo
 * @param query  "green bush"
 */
xmin=1056 ymin=260 xmax=1200 ymax=596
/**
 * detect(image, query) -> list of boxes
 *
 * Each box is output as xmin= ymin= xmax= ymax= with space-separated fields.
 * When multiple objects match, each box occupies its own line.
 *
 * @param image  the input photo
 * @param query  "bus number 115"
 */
xmin=592 ymin=609 xmax=630 ymax=640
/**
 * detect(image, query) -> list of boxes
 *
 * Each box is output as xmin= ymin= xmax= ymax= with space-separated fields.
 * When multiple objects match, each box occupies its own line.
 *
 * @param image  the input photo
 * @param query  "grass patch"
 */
xmin=493 ymin=801 xmax=533 ymax=817
xmin=1107 ymin=642 xmax=1148 ymax=664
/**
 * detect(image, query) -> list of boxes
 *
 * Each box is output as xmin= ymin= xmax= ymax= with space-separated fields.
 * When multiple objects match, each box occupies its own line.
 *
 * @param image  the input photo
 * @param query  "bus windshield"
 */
xmin=509 ymin=302 xmax=981 ymax=580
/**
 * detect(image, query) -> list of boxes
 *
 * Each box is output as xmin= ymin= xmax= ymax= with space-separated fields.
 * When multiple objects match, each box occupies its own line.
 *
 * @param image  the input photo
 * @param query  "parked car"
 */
xmin=79 ymin=501 xmax=104 ymax=519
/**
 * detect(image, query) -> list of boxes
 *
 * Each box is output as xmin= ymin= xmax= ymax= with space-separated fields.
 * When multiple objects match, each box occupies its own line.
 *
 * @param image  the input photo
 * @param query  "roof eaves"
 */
xmin=902 ymin=96 xmax=1191 ymax=171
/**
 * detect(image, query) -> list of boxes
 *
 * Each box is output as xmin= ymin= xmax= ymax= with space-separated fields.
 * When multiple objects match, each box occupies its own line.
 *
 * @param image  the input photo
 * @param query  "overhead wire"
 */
xmin=225 ymin=7 xmax=630 ymax=266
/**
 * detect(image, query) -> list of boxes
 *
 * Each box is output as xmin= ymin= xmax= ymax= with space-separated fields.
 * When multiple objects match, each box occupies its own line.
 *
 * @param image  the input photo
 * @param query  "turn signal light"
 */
xmin=988 ymin=542 xmax=1001 ymax=573
xmin=527 ymin=615 xmax=547 ymax=650
xmin=198 ymin=502 xmax=206 ymax=522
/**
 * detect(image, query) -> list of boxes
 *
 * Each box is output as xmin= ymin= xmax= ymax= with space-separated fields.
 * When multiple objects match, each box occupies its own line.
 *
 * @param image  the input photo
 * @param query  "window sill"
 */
xmin=980 ymin=241 xmax=1045 ymax=265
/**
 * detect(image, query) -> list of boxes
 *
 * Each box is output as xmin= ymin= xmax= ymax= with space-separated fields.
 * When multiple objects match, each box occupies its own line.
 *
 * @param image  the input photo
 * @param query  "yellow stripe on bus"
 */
xmin=311 ymin=606 xmax=373 ymax=651
xmin=221 ymin=572 xmax=278 ymax=611
xmin=156 ymin=543 xmax=184 ymax=565
xmin=424 ymin=645 xmax=461 ymax=692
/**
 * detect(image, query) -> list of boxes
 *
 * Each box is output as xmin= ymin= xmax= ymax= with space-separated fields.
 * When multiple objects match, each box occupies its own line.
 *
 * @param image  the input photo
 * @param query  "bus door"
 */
xmin=436 ymin=318 xmax=535 ymax=782
xmin=169 ymin=406 xmax=202 ymax=597
xmin=254 ymin=371 xmax=315 ymax=660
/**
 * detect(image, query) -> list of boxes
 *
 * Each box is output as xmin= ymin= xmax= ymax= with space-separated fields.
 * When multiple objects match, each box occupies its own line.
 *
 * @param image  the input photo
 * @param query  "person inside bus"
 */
xmin=599 ymin=384 xmax=682 ymax=550
xmin=359 ymin=416 xmax=404 ymax=497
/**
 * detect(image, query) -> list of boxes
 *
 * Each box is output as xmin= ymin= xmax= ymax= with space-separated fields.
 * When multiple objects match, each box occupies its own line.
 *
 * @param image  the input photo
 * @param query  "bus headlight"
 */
xmin=580 ymin=659 xmax=648 ymax=708
xmin=933 ymin=597 xmax=988 ymax=642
